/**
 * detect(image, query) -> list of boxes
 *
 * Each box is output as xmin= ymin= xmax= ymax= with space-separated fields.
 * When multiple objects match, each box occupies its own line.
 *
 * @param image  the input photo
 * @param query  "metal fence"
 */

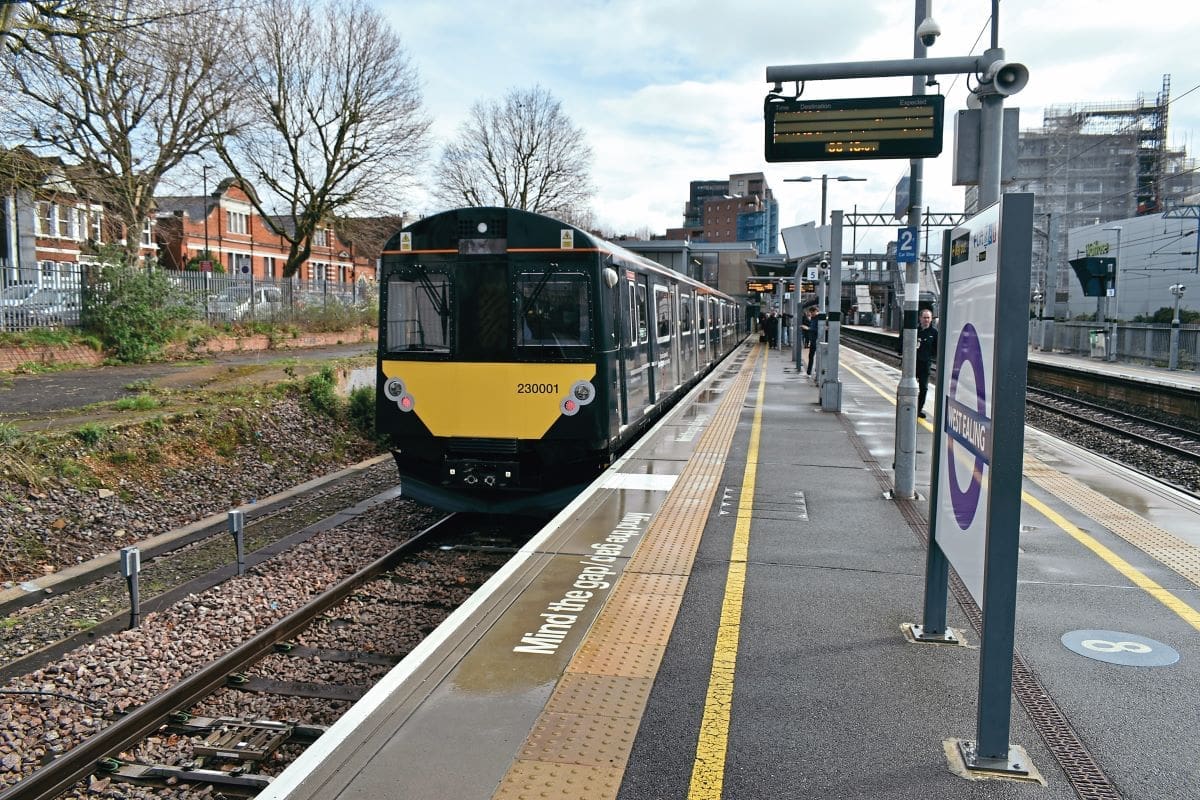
xmin=2 ymin=264 xmax=377 ymax=333
xmin=1030 ymin=319 xmax=1200 ymax=371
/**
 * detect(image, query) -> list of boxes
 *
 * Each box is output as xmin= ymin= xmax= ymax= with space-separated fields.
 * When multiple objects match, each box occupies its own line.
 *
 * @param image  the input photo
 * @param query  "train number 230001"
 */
xmin=516 ymin=383 xmax=559 ymax=394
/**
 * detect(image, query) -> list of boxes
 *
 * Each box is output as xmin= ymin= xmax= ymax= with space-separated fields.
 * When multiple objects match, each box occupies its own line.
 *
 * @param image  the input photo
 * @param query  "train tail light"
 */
xmin=384 ymin=377 xmax=415 ymax=412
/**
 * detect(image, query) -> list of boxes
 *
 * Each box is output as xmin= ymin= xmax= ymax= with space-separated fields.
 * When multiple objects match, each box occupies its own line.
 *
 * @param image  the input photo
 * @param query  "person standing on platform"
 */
xmin=763 ymin=311 xmax=778 ymax=348
xmin=802 ymin=306 xmax=819 ymax=374
xmin=781 ymin=308 xmax=792 ymax=346
xmin=915 ymin=307 xmax=938 ymax=419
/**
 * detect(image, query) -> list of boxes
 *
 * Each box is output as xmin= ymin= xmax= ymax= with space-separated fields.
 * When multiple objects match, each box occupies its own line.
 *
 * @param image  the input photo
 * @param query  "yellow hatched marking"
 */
xmin=687 ymin=349 xmax=766 ymax=800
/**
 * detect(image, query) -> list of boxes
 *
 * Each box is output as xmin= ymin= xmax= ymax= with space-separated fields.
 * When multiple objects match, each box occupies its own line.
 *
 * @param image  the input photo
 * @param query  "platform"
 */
xmin=261 ymin=339 xmax=1200 ymax=800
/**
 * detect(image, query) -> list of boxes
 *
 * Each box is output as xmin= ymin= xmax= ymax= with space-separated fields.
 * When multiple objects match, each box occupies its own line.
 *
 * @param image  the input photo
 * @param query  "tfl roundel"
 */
xmin=944 ymin=323 xmax=992 ymax=530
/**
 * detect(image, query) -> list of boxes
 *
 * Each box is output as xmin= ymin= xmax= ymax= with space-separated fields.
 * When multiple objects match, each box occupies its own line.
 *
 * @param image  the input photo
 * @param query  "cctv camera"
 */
xmin=916 ymin=17 xmax=941 ymax=47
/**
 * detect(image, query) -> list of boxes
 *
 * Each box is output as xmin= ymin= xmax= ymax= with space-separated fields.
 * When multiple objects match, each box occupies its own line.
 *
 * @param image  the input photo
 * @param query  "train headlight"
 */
xmin=399 ymin=394 xmax=414 ymax=412
xmin=384 ymin=378 xmax=406 ymax=401
xmin=561 ymin=397 xmax=580 ymax=416
xmin=570 ymin=380 xmax=596 ymax=406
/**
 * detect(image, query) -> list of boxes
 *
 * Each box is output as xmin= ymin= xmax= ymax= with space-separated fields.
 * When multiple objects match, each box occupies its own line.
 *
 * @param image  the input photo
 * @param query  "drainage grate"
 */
xmin=844 ymin=421 xmax=1124 ymax=800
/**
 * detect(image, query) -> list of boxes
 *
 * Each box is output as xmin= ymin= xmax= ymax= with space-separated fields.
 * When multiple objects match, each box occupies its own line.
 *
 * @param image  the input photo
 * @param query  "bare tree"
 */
xmin=433 ymin=85 xmax=595 ymax=221
xmin=0 ymin=0 xmax=241 ymax=262
xmin=213 ymin=0 xmax=430 ymax=279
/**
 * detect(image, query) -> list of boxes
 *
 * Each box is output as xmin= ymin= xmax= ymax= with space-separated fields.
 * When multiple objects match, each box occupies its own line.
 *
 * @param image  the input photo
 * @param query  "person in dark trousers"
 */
xmin=781 ymin=308 xmax=792 ymax=346
xmin=915 ymin=307 xmax=938 ymax=418
xmin=763 ymin=311 xmax=778 ymax=348
xmin=801 ymin=306 xmax=819 ymax=374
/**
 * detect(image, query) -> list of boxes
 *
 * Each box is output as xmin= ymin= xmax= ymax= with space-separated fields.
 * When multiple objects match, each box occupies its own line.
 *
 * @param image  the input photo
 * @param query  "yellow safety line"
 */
xmin=841 ymin=353 xmax=1200 ymax=630
xmin=687 ymin=347 xmax=766 ymax=799
xmin=1021 ymin=493 xmax=1200 ymax=631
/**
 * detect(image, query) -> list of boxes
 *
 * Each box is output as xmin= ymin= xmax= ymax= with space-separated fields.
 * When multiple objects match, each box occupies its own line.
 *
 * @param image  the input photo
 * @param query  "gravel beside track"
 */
xmin=0 ymin=496 xmax=448 ymax=794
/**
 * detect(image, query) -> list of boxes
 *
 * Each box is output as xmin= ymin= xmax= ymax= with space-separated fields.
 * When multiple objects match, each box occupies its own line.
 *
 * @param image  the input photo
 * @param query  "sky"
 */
xmin=376 ymin=0 xmax=1200 ymax=256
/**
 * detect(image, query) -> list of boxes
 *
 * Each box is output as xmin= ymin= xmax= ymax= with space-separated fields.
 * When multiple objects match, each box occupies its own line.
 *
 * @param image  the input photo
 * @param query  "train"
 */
xmin=374 ymin=207 xmax=747 ymax=515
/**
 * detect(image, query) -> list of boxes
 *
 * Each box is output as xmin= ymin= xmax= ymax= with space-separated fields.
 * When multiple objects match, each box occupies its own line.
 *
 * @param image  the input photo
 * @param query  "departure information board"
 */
xmin=765 ymin=95 xmax=944 ymax=162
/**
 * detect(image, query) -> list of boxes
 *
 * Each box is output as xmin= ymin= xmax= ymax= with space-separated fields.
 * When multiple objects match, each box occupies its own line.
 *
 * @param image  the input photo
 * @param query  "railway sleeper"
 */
xmin=273 ymin=641 xmax=405 ymax=666
xmin=227 ymin=672 xmax=369 ymax=701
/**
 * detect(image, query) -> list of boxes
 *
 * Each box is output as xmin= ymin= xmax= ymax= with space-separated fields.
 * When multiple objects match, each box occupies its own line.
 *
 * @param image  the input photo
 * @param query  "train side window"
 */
xmin=516 ymin=271 xmax=591 ymax=348
xmin=679 ymin=291 xmax=692 ymax=333
xmin=385 ymin=271 xmax=450 ymax=353
xmin=654 ymin=285 xmax=671 ymax=342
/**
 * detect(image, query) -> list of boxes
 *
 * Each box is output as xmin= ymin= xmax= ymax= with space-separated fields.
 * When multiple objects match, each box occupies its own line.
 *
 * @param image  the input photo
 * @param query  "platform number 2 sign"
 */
xmin=896 ymin=226 xmax=918 ymax=264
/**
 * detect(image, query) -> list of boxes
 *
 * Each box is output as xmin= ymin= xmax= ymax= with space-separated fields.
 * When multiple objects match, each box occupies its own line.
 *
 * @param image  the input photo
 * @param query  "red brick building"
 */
xmin=154 ymin=179 xmax=374 ymax=282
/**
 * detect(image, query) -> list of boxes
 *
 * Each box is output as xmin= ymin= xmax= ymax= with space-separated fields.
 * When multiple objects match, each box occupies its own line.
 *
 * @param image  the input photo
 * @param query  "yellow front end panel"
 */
xmin=381 ymin=362 xmax=598 ymax=439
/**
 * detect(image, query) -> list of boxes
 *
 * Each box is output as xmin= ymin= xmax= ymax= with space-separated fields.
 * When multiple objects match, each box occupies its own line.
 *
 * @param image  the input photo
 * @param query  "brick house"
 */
xmin=1 ymin=148 xmax=155 ymax=288
xmin=154 ymin=178 xmax=376 ymax=282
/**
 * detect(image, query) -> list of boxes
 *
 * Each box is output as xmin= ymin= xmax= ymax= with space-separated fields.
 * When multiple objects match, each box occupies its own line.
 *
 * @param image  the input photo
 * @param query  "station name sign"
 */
xmin=764 ymin=94 xmax=944 ymax=162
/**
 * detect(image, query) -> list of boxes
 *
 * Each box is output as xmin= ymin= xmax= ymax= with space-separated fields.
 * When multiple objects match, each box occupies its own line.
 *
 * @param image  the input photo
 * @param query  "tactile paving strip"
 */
xmin=493 ymin=344 xmax=761 ymax=799
xmin=1024 ymin=455 xmax=1200 ymax=588
xmin=494 ymin=760 xmax=624 ymax=800
xmin=543 ymin=674 xmax=655 ymax=717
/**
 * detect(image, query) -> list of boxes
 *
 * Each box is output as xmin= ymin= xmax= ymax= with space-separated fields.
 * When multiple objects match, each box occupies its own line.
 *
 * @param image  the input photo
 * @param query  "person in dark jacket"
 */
xmin=915 ymin=308 xmax=938 ymax=418
xmin=801 ymin=306 xmax=819 ymax=374
xmin=763 ymin=311 xmax=778 ymax=348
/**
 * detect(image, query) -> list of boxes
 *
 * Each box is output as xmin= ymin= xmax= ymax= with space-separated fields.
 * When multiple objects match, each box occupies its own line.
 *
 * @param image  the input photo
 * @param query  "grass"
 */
xmin=114 ymin=395 xmax=160 ymax=411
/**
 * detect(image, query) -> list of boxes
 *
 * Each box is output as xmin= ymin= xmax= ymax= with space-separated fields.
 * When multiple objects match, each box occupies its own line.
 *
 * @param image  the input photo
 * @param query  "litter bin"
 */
xmin=1088 ymin=329 xmax=1105 ymax=358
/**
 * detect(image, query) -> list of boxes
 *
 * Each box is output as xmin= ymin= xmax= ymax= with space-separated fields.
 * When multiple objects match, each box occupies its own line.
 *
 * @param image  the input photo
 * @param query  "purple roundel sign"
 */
xmin=944 ymin=323 xmax=991 ymax=530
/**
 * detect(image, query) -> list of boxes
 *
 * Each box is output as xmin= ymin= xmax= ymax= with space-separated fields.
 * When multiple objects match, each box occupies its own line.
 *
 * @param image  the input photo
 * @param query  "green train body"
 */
xmin=376 ymin=207 xmax=744 ymax=514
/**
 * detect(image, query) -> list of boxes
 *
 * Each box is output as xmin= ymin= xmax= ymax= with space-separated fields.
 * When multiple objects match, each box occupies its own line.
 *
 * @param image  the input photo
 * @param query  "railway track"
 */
xmin=839 ymin=329 xmax=1200 ymax=493
xmin=1026 ymin=387 xmax=1200 ymax=462
xmin=0 ymin=461 xmax=407 ymax=681
xmin=1 ymin=511 xmax=530 ymax=800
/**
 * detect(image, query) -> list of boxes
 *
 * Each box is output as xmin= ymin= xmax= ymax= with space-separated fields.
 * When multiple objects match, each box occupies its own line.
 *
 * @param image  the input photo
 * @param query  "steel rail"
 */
xmin=0 ymin=513 xmax=457 ymax=800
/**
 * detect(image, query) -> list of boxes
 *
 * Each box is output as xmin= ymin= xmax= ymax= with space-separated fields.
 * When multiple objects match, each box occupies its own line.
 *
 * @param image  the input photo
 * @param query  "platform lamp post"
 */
xmin=784 ymin=175 xmax=867 ymax=227
xmin=1031 ymin=287 xmax=1044 ymax=350
xmin=1169 ymin=283 xmax=1186 ymax=371
xmin=1102 ymin=225 xmax=1122 ymax=362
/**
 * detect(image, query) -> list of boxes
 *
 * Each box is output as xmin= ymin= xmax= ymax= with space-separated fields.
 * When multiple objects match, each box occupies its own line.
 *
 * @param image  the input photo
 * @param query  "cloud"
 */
xmin=376 ymin=0 xmax=1200 ymax=247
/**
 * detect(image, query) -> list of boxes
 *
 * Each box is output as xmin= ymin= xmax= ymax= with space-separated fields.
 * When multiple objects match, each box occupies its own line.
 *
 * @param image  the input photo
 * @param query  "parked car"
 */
xmin=1 ymin=283 xmax=38 ymax=308
xmin=3 ymin=288 xmax=80 ymax=327
xmin=206 ymin=286 xmax=284 ymax=321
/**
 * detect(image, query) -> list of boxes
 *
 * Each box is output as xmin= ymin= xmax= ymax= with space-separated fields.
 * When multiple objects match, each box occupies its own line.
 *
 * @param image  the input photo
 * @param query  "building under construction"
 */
xmin=1000 ymin=76 xmax=1200 ymax=310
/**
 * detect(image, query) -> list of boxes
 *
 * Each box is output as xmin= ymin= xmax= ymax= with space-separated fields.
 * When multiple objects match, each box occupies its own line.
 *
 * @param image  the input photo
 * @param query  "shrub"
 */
xmin=82 ymin=256 xmax=194 ymax=363
xmin=348 ymin=385 xmax=376 ymax=437
xmin=305 ymin=367 xmax=342 ymax=419
xmin=74 ymin=423 xmax=106 ymax=445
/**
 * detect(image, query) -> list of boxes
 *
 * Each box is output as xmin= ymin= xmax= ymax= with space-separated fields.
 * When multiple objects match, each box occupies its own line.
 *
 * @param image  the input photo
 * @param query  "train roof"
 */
xmin=383 ymin=207 xmax=735 ymax=299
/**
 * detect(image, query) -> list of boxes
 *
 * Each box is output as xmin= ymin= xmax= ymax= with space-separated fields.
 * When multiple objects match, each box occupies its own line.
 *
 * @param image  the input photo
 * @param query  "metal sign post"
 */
xmin=925 ymin=193 xmax=1035 ymax=775
xmin=820 ymin=211 xmax=844 ymax=411
xmin=118 ymin=546 xmax=141 ymax=629
xmin=228 ymin=509 xmax=246 ymax=576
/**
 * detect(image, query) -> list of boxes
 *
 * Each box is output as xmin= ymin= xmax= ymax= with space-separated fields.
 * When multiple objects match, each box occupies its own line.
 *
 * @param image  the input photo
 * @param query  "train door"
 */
xmin=697 ymin=293 xmax=707 ymax=366
xmin=708 ymin=297 xmax=718 ymax=357
xmin=622 ymin=271 xmax=652 ymax=420
xmin=679 ymin=290 xmax=695 ymax=379
xmin=653 ymin=282 xmax=673 ymax=397
xmin=669 ymin=284 xmax=681 ymax=390
xmin=605 ymin=266 xmax=626 ymax=429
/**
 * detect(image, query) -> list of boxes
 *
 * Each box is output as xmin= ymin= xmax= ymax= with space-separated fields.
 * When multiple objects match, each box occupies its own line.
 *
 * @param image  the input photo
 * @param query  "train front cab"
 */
xmin=376 ymin=220 xmax=619 ymax=513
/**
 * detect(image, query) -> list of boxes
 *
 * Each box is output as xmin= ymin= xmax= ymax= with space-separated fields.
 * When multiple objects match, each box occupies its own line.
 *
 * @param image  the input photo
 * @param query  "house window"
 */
xmin=227 ymin=210 xmax=248 ymax=234
xmin=56 ymin=204 xmax=70 ymax=238
xmin=264 ymin=257 xmax=276 ymax=278
xmin=91 ymin=210 xmax=103 ymax=242
xmin=36 ymin=202 xmax=52 ymax=236
xmin=141 ymin=219 xmax=153 ymax=246
xmin=313 ymin=228 xmax=328 ymax=247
